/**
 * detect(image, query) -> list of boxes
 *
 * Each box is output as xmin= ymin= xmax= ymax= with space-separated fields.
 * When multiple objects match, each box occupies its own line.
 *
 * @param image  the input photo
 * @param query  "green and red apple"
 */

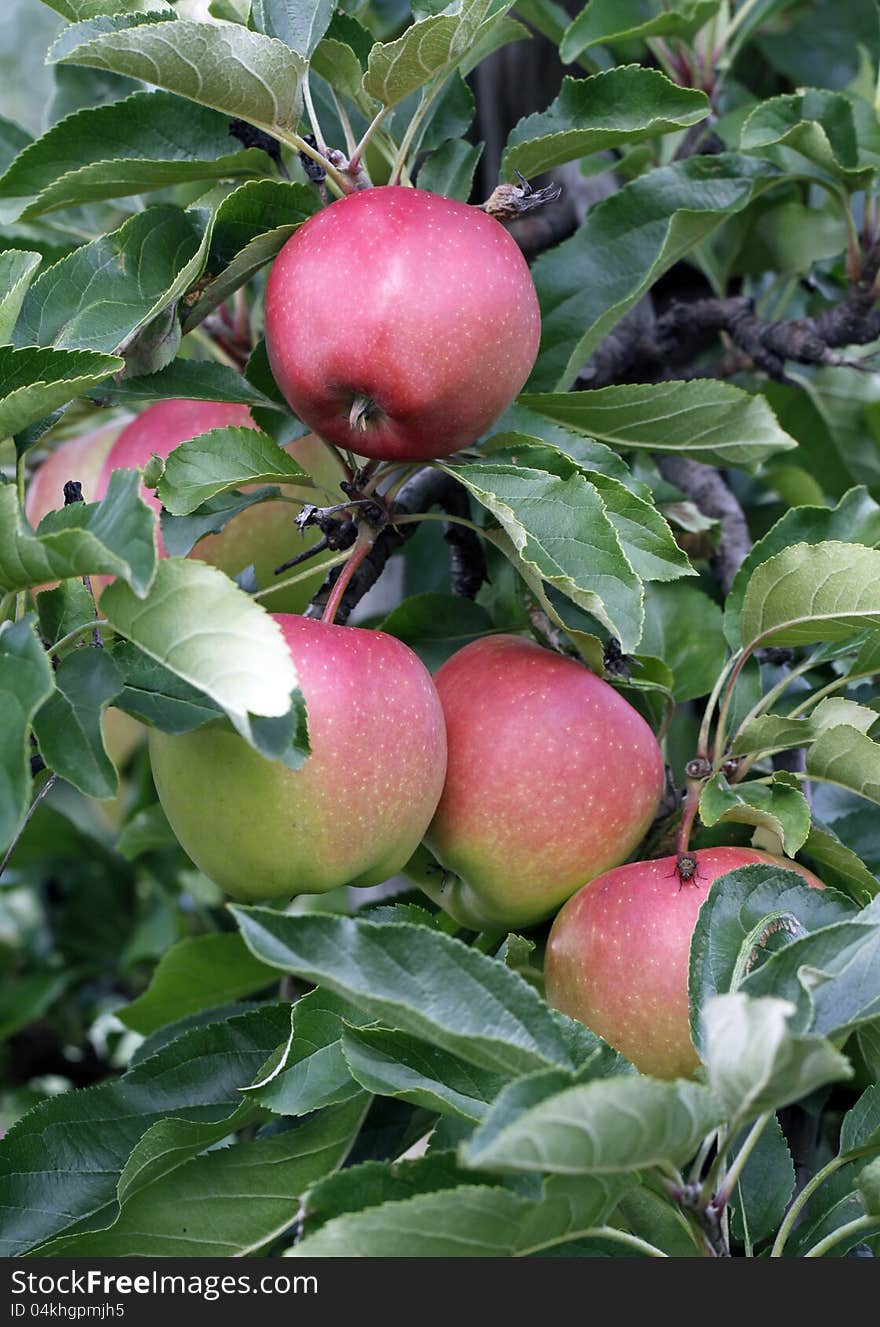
xmin=545 ymin=846 xmax=826 ymax=1078
xmin=27 ymin=399 xmax=343 ymax=611
xmin=149 ymin=614 xmax=448 ymax=901
xmin=414 ymin=634 xmax=667 ymax=930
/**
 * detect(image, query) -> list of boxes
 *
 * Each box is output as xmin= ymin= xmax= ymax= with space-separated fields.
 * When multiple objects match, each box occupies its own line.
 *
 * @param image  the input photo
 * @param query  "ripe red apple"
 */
xmin=27 ymin=401 xmax=342 ymax=611
xmin=148 ymin=614 xmax=447 ymax=900
xmin=264 ymin=186 xmax=541 ymax=461
xmin=545 ymin=846 xmax=826 ymax=1079
xmin=418 ymin=635 xmax=666 ymax=930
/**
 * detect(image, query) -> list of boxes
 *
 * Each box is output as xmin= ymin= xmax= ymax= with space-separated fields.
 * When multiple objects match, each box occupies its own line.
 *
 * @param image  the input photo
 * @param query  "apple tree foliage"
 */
xmin=1 ymin=0 xmax=880 ymax=1259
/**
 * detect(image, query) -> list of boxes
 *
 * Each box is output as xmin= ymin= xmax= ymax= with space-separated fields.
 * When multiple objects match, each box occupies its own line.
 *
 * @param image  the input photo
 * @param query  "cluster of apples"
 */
xmin=29 ymin=187 xmax=826 ymax=1080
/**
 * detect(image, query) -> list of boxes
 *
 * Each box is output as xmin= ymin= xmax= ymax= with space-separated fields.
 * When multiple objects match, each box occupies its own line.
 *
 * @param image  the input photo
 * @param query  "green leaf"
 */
xmin=640 ymin=583 xmax=726 ymax=701
xmin=0 ymin=90 xmax=273 ymax=222
xmin=51 ymin=17 xmax=306 ymax=136
xmin=231 ymin=909 xmax=577 ymax=1077
xmin=41 ymin=1 xmax=174 ymax=17
xmin=701 ymin=993 xmax=851 ymax=1121
xmin=463 ymin=1076 xmax=722 ymax=1174
xmin=740 ymin=542 xmax=880 ymax=651
xmin=0 ymin=470 xmax=157 ymax=596
xmin=699 ymin=773 xmax=812 ymax=857
xmin=101 ymin=558 xmax=304 ymax=744
xmin=302 ymin=1151 xmax=479 ymax=1234
xmin=0 ymin=345 xmax=123 ymax=442
xmin=342 ymin=1026 xmax=509 ymax=1122
xmin=364 ymin=0 xmax=500 ymax=108
xmin=417 ymin=138 xmax=483 ymax=201
xmin=160 ymin=487 xmax=282 ymax=559
xmin=380 ymin=593 xmax=493 ymax=671
xmin=89 ymin=358 xmax=282 ymax=412
xmin=181 ymin=179 xmax=320 ymax=332
xmin=840 ymin=1082 xmax=880 ymax=1156
xmin=0 ymin=1003 xmax=290 ymax=1255
xmin=741 ymin=902 xmax=880 ymax=1039
xmin=688 ymin=864 xmax=858 ymax=1050
xmin=857 ymin=1156 xmax=880 ymax=1216
xmin=120 ymin=934 xmax=277 ymax=1035
xmin=724 ymin=488 xmax=880 ymax=648
xmin=37 ymin=1098 xmax=367 ymax=1256
xmin=251 ymin=0 xmax=334 ymax=56
xmin=520 ymin=379 xmax=796 ymax=471
xmin=729 ymin=1113 xmax=794 ymax=1250
xmin=36 ymin=580 xmax=97 ymax=650
xmin=807 ymin=724 xmax=880 ymax=807
xmin=0 ymin=971 xmax=71 ymax=1041
xmin=731 ymin=714 xmax=816 ymax=759
xmin=528 ymin=153 xmax=775 ymax=391
xmin=14 ymin=204 xmax=206 ymax=355
xmin=115 ymin=802 xmax=177 ymax=860
xmin=33 ymin=648 xmax=122 ymax=800
xmin=445 ymin=461 xmax=643 ymax=653
xmin=0 ymin=617 xmax=55 ymax=858
xmin=740 ymin=89 xmax=880 ymax=191
xmin=561 ymin=0 xmax=721 ymax=61
xmin=291 ymin=1172 xmax=634 ymax=1257
xmin=110 ymin=640 xmax=224 ymax=735
xmin=247 ymin=988 xmax=370 ymax=1117
xmin=801 ymin=823 xmax=879 ymax=906
xmin=503 ymin=66 xmax=708 ymax=180
xmin=155 ymin=426 xmax=309 ymax=514
xmin=0 ymin=250 xmax=40 ymax=343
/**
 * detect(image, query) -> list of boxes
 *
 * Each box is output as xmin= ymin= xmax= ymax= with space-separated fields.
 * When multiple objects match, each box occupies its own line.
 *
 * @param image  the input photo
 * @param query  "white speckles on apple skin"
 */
xmin=264 ymin=187 xmax=541 ymax=461
xmin=422 ymin=634 xmax=667 ymax=930
xmin=149 ymin=614 xmax=447 ymax=901
xmin=545 ymin=847 xmax=825 ymax=1078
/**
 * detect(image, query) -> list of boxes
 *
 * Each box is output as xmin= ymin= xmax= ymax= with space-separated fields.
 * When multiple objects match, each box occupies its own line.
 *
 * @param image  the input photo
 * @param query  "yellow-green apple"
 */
xmin=27 ymin=401 xmax=343 ymax=611
xmin=417 ymin=635 xmax=666 ymax=930
xmin=545 ymin=846 xmax=826 ymax=1078
xmin=264 ymin=186 xmax=540 ymax=461
xmin=148 ymin=614 xmax=448 ymax=900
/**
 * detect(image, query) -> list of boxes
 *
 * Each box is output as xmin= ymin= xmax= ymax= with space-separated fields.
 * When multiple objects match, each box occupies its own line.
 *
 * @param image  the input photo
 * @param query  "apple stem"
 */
xmin=349 ymin=106 xmax=390 ymax=174
xmin=676 ymin=777 xmax=703 ymax=856
xmin=349 ymin=395 xmax=375 ymax=433
xmin=321 ymin=531 xmax=375 ymax=624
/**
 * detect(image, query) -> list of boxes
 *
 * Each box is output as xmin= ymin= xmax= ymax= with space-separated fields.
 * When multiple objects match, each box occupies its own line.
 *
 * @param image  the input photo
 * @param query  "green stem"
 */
xmin=254 ymin=549 xmax=351 ymax=601
xmin=786 ymin=668 xmax=880 ymax=720
xmin=391 ymin=510 xmax=486 ymax=537
xmin=273 ymin=127 xmax=349 ymax=197
xmin=301 ymin=71 xmax=327 ymax=153
xmin=389 ymin=82 xmax=442 ymax=185
xmin=771 ymin=1151 xmax=874 ymax=1257
xmin=717 ymin=1113 xmax=772 ymax=1207
xmin=697 ymin=650 xmax=741 ymax=761
xmin=349 ymin=106 xmax=391 ymax=172
xmin=0 ymin=590 xmax=14 ymax=623
xmin=803 ymin=1214 xmax=876 ymax=1258
xmin=725 ymin=0 xmax=766 ymax=42
xmin=700 ymin=1127 xmax=731 ymax=1208
xmin=47 ymin=618 xmax=110 ymax=657
xmin=329 ymin=88 xmax=357 ymax=157
xmin=15 ymin=452 xmax=27 ymax=622
xmin=521 ymin=1227 xmax=668 ymax=1259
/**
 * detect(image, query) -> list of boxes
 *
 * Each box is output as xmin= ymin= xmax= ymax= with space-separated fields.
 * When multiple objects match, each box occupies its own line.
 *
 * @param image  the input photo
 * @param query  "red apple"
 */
xmin=264 ymin=186 xmax=541 ymax=461
xmin=27 ymin=401 xmax=343 ymax=611
xmin=545 ymin=846 xmax=826 ymax=1079
xmin=418 ymin=635 xmax=666 ymax=930
xmin=25 ymin=417 xmax=127 ymax=522
xmin=148 ymin=614 xmax=448 ymax=900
